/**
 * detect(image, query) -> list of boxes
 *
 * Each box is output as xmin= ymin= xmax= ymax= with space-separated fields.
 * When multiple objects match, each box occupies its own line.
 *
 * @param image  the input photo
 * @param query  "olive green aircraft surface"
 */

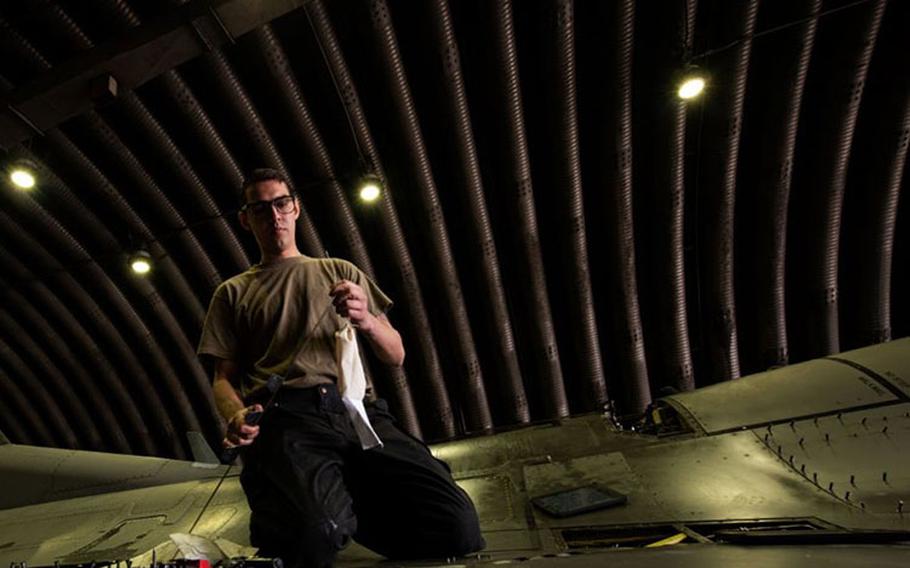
xmin=2 ymin=339 xmax=909 ymax=567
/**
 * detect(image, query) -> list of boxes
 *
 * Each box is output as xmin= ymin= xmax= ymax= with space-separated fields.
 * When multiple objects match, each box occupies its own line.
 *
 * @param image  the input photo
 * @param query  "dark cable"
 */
xmin=301 ymin=1 xmax=372 ymax=174
xmin=187 ymin=463 xmax=235 ymax=535
xmin=690 ymin=0 xmax=874 ymax=62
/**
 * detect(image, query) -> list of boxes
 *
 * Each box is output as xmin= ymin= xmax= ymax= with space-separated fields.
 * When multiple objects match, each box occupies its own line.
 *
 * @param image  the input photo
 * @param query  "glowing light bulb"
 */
xmin=359 ymin=181 xmax=381 ymax=203
xmin=678 ymin=77 xmax=706 ymax=100
xmin=10 ymin=168 xmax=36 ymax=189
xmin=131 ymin=259 xmax=151 ymax=274
xmin=130 ymin=251 xmax=152 ymax=275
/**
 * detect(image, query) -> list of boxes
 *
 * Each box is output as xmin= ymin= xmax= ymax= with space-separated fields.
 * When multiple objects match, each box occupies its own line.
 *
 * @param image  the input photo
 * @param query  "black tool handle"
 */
xmin=219 ymin=444 xmax=241 ymax=465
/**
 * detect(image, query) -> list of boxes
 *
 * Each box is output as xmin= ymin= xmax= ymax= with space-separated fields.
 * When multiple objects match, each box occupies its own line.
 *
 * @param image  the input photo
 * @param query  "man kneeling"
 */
xmin=198 ymin=169 xmax=484 ymax=567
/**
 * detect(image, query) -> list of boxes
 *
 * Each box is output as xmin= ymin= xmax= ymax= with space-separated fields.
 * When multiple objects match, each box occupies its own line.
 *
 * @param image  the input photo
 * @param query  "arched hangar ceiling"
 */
xmin=0 ymin=0 xmax=907 ymax=458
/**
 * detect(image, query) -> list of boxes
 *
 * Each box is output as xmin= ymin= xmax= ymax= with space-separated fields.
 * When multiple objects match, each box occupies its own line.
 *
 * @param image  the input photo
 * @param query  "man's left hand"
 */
xmin=330 ymin=280 xmax=376 ymax=332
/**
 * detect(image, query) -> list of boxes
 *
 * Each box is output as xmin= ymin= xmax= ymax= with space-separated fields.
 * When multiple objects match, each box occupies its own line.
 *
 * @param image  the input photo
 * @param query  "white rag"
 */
xmin=335 ymin=324 xmax=383 ymax=449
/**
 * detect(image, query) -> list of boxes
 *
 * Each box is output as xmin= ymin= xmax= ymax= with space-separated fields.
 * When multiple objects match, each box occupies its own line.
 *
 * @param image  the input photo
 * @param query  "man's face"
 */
xmin=239 ymin=179 xmax=300 ymax=258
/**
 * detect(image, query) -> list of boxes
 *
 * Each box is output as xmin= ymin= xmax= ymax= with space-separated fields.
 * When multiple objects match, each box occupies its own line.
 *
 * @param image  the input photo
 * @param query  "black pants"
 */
xmin=240 ymin=384 xmax=484 ymax=567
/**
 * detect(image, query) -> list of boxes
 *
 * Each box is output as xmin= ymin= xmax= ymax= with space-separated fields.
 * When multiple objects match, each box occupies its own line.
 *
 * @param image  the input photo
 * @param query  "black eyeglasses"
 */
xmin=241 ymin=194 xmax=297 ymax=216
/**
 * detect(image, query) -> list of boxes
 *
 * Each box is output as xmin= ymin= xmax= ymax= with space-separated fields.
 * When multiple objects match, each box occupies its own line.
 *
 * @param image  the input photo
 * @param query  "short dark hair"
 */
xmin=239 ymin=168 xmax=294 ymax=204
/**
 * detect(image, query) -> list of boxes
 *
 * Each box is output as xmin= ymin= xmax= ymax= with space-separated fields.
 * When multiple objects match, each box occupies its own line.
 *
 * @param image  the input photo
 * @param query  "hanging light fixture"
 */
xmin=9 ymin=160 xmax=37 ymax=190
xmin=677 ymin=67 xmax=707 ymax=100
xmin=357 ymin=174 xmax=382 ymax=203
xmin=678 ymin=76 xmax=706 ymax=99
xmin=130 ymin=250 xmax=153 ymax=275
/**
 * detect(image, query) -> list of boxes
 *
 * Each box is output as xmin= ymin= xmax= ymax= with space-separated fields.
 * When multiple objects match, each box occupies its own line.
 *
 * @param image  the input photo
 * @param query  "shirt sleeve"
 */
xmin=197 ymin=286 xmax=237 ymax=362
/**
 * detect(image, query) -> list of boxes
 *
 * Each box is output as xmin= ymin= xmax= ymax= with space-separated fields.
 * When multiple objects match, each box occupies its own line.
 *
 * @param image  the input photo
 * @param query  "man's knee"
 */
xmin=443 ymin=504 xmax=485 ymax=556
xmin=404 ymin=500 xmax=484 ymax=558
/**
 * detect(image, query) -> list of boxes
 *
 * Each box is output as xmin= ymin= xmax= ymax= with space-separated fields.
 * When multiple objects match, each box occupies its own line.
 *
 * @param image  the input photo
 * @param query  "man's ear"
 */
xmin=238 ymin=210 xmax=251 ymax=231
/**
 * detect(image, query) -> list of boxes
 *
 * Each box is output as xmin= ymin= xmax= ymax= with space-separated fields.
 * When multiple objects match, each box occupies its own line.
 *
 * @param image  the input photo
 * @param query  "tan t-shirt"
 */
xmin=197 ymin=256 xmax=392 ymax=400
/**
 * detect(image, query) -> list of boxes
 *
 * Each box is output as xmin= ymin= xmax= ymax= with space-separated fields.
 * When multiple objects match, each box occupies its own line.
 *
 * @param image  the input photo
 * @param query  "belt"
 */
xmin=270 ymin=383 xmax=347 ymax=414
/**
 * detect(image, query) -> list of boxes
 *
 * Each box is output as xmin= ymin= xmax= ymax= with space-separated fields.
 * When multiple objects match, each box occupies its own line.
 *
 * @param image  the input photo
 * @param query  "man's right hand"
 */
xmin=223 ymin=404 xmax=264 ymax=448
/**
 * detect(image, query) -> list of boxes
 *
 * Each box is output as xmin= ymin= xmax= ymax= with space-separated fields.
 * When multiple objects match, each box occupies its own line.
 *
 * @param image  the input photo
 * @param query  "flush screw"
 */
xmin=799 ymin=437 xmax=805 ymax=447
xmin=845 ymin=491 xmax=851 ymax=501
xmin=850 ymin=475 xmax=856 ymax=486
xmin=825 ymin=433 xmax=830 ymax=443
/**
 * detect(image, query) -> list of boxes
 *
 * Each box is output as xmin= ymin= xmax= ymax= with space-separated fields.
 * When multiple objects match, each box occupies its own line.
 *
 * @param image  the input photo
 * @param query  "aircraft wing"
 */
xmin=2 ymin=339 xmax=908 ymax=567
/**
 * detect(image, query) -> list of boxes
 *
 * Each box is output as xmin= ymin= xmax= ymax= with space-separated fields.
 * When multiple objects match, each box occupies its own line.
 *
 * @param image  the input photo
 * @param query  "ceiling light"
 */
xmin=9 ymin=161 xmax=37 ymax=190
xmin=358 ymin=175 xmax=382 ymax=203
xmin=678 ymin=76 xmax=706 ymax=100
xmin=130 ymin=250 xmax=153 ymax=275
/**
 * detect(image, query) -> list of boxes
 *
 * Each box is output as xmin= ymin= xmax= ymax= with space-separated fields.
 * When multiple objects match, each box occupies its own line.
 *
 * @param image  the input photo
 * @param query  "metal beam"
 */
xmin=0 ymin=0 xmax=306 ymax=150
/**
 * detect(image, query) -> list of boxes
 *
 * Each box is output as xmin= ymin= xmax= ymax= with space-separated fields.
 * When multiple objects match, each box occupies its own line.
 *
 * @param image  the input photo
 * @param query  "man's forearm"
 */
xmin=213 ymin=376 xmax=245 ymax=422
xmin=212 ymin=367 xmax=262 ymax=447
xmin=330 ymin=280 xmax=405 ymax=365
xmin=361 ymin=313 xmax=405 ymax=366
